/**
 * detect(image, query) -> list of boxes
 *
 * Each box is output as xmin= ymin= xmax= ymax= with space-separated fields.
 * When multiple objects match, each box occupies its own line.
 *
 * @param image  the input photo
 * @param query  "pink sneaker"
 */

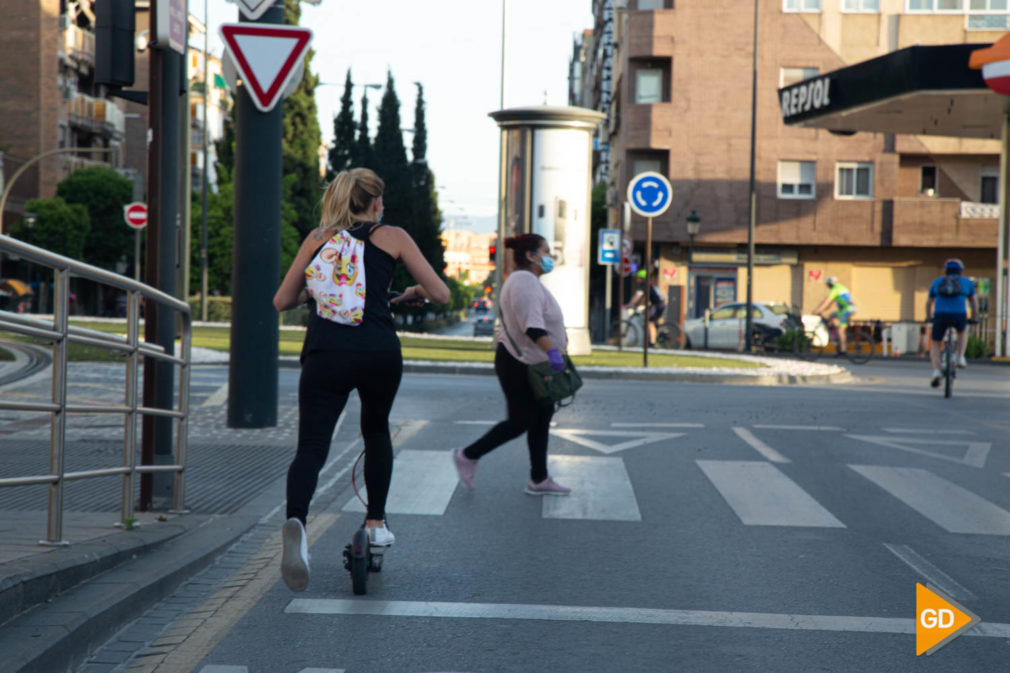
xmin=524 ymin=475 xmax=571 ymax=496
xmin=453 ymin=448 xmax=478 ymax=489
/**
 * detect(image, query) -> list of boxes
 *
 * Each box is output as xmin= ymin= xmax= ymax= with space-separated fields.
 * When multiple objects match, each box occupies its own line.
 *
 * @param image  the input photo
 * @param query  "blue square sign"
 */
xmin=598 ymin=228 xmax=621 ymax=265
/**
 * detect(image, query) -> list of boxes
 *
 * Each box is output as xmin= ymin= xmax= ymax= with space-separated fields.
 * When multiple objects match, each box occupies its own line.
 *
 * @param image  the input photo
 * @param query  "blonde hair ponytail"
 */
xmin=320 ymin=168 xmax=385 ymax=231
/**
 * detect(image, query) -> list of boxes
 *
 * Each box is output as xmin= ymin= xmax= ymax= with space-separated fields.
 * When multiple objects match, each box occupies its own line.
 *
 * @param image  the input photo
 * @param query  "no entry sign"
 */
xmin=123 ymin=202 xmax=148 ymax=229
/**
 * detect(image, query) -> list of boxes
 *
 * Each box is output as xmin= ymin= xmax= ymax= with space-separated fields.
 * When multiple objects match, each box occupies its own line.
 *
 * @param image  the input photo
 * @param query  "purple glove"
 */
xmin=547 ymin=348 xmax=565 ymax=372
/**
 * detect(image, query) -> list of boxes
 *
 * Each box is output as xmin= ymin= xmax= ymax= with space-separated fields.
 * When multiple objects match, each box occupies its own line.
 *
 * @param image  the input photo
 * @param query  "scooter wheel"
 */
xmin=350 ymin=528 xmax=370 ymax=595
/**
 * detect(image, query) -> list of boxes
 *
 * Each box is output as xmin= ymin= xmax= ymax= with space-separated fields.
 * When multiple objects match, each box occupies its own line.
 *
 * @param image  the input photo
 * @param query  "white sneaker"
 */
xmin=367 ymin=521 xmax=395 ymax=547
xmin=957 ymin=355 xmax=967 ymax=368
xmin=281 ymin=518 xmax=310 ymax=591
xmin=930 ymin=370 xmax=942 ymax=388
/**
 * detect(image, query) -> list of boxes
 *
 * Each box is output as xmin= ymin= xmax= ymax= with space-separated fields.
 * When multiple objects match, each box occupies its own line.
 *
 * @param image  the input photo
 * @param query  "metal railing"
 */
xmin=0 ymin=234 xmax=191 ymax=546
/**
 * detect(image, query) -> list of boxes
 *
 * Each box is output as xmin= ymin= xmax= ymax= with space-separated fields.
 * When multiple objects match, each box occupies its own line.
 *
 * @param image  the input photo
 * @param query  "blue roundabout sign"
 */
xmin=626 ymin=171 xmax=672 ymax=218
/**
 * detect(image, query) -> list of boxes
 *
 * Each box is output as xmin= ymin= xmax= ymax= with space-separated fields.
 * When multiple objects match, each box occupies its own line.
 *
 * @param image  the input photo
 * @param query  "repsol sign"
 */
xmin=781 ymin=77 xmax=832 ymax=119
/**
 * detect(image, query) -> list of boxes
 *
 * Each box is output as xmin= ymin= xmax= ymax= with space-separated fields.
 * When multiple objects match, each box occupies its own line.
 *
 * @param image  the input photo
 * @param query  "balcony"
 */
xmin=891 ymin=197 xmax=998 ymax=248
xmin=63 ymin=25 xmax=95 ymax=69
xmin=66 ymin=95 xmax=125 ymax=139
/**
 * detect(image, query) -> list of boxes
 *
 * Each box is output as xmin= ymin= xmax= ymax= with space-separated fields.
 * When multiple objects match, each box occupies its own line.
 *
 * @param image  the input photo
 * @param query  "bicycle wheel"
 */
xmin=845 ymin=332 xmax=873 ymax=364
xmin=655 ymin=323 xmax=681 ymax=349
xmin=944 ymin=333 xmax=955 ymax=398
xmin=609 ymin=320 xmax=639 ymax=348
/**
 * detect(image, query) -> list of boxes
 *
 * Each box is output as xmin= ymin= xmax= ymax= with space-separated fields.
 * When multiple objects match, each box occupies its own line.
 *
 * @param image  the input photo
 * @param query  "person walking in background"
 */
xmin=272 ymin=168 xmax=449 ymax=591
xmin=926 ymin=257 xmax=978 ymax=387
xmin=452 ymin=233 xmax=571 ymax=496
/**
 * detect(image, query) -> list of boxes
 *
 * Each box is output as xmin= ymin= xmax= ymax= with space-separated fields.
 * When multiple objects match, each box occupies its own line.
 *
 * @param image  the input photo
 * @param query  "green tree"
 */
xmin=373 ymin=71 xmax=418 ymax=291
xmin=8 ymin=197 xmax=90 ymax=259
xmin=215 ymin=99 xmax=236 ymax=185
xmin=56 ymin=166 xmax=133 ymax=271
xmin=353 ymin=89 xmax=374 ymax=169
xmin=327 ymin=69 xmax=356 ymax=180
xmin=409 ymin=83 xmax=445 ymax=277
xmin=282 ymin=0 xmax=323 ymax=238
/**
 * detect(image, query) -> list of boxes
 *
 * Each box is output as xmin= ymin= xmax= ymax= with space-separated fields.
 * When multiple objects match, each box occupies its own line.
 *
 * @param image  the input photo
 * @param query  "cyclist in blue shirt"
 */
xmin=926 ymin=258 xmax=978 ymax=387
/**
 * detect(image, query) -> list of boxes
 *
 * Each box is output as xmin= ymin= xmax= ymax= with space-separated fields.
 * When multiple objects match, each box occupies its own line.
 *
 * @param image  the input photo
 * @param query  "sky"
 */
xmin=207 ymin=0 xmax=594 ymax=233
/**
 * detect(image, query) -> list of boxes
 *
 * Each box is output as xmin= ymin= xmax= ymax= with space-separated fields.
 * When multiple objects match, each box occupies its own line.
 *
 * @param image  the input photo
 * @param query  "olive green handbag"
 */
xmin=498 ymin=307 xmax=583 ymax=409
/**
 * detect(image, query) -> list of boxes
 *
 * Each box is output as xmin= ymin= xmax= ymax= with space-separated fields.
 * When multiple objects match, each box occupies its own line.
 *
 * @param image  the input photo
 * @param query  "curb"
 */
xmin=0 ymin=513 xmax=258 ymax=673
xmin=276 ymin=356 xmax=853 ymax=385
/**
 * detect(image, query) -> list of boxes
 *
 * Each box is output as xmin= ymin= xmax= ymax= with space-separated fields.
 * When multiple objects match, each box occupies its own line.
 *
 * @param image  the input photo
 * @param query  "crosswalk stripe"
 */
xmin=343 ymin=450 xmax=457 ymax=516
xmin=198 ymin=666 xmax=248 ymax=673
xmin=752 ymin=424 xmax=844 ymax=431
xmin=850 ymin=465 xmax=1010 ymax=535
xmin=542 ymin=455 xmax=641 ymax=521
xmin=697 ymin=460 xmax=845 ymax=528
xmin=731 ymin=427 xmax=790 ymax=463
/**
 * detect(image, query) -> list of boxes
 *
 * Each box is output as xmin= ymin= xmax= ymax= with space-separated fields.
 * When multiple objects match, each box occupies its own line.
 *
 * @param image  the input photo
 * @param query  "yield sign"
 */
xmin=550 ymin=428 xmax=684 ymax=455
xmin=219 ymin=24 xmax=313 ymax=113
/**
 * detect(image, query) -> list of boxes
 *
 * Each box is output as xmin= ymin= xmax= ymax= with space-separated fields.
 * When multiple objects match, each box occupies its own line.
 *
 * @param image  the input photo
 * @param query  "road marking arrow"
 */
xmin=550 ymin=428 xmax=684 ymax=454
xmin=847 ymin=434 xmax=991 ymax=468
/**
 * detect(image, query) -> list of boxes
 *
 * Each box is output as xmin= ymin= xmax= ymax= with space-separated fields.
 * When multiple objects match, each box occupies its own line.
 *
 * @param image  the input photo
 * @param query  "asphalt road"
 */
xmin=75 ymin=360 xmax=1010 ymax=673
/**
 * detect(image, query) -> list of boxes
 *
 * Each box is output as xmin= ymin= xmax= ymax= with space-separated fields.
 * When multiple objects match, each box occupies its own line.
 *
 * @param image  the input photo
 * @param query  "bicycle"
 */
xmin=792 ymin=314 xmax=873 ymax=364
xmin=608 ymin=307 xmax=681 ymax=349
xmin=930 ymin=318 xmax=975 ymax=399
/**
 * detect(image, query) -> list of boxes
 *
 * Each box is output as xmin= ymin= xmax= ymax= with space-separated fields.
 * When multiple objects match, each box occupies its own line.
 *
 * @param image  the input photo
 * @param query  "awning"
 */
xmin=0 ymin=279 xmax=33 ymax=297
xmin=778 ymin=44 xmax=1004 ymax=139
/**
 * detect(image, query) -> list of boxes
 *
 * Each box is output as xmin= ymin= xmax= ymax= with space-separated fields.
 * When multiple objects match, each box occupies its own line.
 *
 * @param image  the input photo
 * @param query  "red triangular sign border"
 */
xmin=219 ymin=23 xmax=313 ymax=113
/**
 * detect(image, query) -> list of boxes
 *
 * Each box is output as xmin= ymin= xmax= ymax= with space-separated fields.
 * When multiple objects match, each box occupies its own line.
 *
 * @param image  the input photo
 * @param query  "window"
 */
xmin=635 ymin=68 xmax=664 ymax=103
xmin=836 ymin=162 xmax=874 ymax=199
xmin=778 ymin=160 xmax=816 ymax=199
xmin=907 ymin=0 xmax=964 ymax=9
xmin=636 ymin=0 xmax=673 ymax=8
xmin=784 ymin=0 xmax=822 ymax=10
xmin=968 ymin=0 xmax=1010 ymax=29
xmin=633 ymin=158 xmax=662 ymax=176
xmin=780 ymin=67 xmax=819 ymax=88
xmin=920 ymin=165 xmax=937 ymax=194
xmin=710 ymin=306 xmax=737 ymax=320
xmin=981 ymin=165 xmax=999 ymax=204
xmin=842 ymin=0 xmax=879 ymax=10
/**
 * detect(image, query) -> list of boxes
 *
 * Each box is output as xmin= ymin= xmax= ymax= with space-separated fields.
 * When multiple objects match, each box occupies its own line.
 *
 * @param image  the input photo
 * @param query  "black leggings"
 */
xmin=461 ymin=343 xmax=555 ymax=483
xmin=286 ymin=349 xmax=403 ymax=524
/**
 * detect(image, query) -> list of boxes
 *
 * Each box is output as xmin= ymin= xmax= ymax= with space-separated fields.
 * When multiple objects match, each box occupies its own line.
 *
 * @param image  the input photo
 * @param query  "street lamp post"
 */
xmin=686 ymin=209 xmax=700 ymax=264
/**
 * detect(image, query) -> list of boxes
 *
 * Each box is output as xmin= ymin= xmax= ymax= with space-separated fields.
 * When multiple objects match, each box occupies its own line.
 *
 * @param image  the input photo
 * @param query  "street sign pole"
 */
xmin=228 ymin=1 xmax=285 ymax=428
xmin=626 ymin=171 xmax=672 ymax=368
xmin=644 ymin=216 xmax=652 ymax=368
xmin=142 ymin=0 xmax=184 ymax=510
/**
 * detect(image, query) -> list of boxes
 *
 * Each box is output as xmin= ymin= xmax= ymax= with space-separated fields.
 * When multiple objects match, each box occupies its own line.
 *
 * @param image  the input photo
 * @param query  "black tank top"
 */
xmin=300 ymin=223 xmax=400 ymax=358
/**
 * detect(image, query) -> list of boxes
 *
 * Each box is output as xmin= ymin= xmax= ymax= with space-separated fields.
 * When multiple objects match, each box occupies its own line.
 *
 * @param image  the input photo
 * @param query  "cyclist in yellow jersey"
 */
xmin=812 ymin=276 xmax=855 ymax=354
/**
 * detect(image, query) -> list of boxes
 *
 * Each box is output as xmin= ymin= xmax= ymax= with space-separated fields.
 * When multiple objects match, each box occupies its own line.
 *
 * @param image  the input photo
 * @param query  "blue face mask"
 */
xmin=538 ymin=254 xmax=554 ymax=274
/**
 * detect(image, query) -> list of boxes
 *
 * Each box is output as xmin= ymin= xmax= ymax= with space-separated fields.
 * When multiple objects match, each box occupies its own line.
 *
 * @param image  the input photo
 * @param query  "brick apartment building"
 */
xmin=0 ymin=0 xmax=128 ymax=232
xmin=575 ymin=0 xmax=1004 ymax=337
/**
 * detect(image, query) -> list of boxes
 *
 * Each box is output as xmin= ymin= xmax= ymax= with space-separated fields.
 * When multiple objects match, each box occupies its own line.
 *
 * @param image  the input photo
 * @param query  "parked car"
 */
xmin=682 ymin=301 xmax=804 ymax=351
xmin=473 ymin=314 xmax=495 ymax=337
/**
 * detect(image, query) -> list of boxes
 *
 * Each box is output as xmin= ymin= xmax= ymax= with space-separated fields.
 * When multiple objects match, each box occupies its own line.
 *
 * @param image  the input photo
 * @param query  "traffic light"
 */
xmin=489 ymin=245 xmax=496 ymax=263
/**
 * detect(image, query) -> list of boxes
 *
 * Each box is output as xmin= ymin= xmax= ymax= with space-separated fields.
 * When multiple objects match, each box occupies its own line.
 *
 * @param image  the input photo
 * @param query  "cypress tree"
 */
xmin=373 ymin=71 xmax=414 ymax=290
xmin=282 ymin=0 xmax=323 ymax=238
xmin=353 ymin=90 xmax=374 ymax=169
xmin=410 ymin=83 xmax=445 ymax=277
xmin=327 ymin=69 xmax=355 ymax=180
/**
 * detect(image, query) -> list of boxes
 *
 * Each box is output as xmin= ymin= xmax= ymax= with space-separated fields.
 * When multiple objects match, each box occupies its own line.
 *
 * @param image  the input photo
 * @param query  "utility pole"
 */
xmin=141 ymin=0 xmax=185 ymax=509
xmin=744 ymin=0 xmax=759 ymax=353
xmin=227 ymin=0 xmax=284 ymax=428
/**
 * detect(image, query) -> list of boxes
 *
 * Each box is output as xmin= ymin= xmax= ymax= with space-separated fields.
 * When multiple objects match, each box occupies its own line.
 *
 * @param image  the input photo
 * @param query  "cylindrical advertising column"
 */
xmin=489 ymin=107 xmax=605 ymax=355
